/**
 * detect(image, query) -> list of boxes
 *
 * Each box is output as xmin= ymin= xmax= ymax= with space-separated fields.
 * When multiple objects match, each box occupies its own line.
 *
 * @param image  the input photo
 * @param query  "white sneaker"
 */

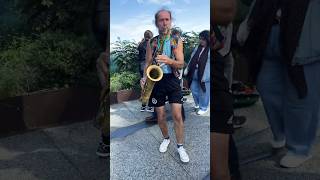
xmin=177 ymin=146 xmax=189 ymax=163
xmin=196 ymin=109 xmax=208 ymax=115
xmin=194 ymin=105 xmax=199 ymax=109
xmin=159 ymin=139 xmax=170 ymax=153
xmin=270 ymin=138 xmax=286 ymax=149
xmin=280 ymin=152 xmax=312 ymax=168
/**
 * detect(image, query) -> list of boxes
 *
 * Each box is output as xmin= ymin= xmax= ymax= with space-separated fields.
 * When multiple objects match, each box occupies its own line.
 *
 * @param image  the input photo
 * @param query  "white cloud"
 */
xmin=110 ymin=14 xmax=157 ymax=50
xmin=176 ymin=19 xmax=210 ymax=33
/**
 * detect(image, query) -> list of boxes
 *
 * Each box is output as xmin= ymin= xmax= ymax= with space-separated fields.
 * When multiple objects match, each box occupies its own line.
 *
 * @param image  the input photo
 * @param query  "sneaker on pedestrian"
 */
xmin=96 ymin=142 xmax=110 ymax=158
xmin=177 ymin=146 xmax=189 ymax=163
xmin=197 ymin=109 xmax=208 ymax=115
xmin=146 ymin=106 xmax=154 ymax=112
xmin=280 ymin=152 xmax=312 ymax=168
xmin=194 ymin=105 xmax=199 ymax=110
xmin=233 ymin=116 xmax=247 ymax=129
xmin=159 ymin=139 xmax=170 ymax=153
xmin=140 ymin=105 xmax=146 ymax=112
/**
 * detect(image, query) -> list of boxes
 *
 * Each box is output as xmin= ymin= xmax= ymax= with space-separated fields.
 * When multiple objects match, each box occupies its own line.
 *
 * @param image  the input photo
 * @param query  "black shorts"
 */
xmin=149 ymin=74 xmax=183 ymax=107
xmin=210 ymin=52 xmax=234 ymax=134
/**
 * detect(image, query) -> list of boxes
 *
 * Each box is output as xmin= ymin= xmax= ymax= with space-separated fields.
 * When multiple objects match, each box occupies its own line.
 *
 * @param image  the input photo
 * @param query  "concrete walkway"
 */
xmin=234 ymin=101 xmax=320 ymax=180
xmin=0 ymin=121 xmax=108 ymax=180
xmin=1 ymin=95 xmax=319 ymax=180
xmin=110 ymin=95 xmax=210 ymax=180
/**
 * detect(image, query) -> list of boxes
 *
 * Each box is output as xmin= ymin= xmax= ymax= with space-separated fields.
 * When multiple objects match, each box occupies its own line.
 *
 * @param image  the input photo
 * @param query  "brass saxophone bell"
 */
xmin=140 ymin=65 xmax=163 ymax=105
xmin=146 ymin=65 xmax=163 ymax=82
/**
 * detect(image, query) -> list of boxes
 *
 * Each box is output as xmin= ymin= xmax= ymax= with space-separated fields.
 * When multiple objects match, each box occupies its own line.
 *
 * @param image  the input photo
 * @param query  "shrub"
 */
xmin=111 ymin=38 xmax=139 ymax=73
xmin=110 ymin=71 xmax=140 ymax=92
xmin=0 ymin=32 xmax=101 ymax=99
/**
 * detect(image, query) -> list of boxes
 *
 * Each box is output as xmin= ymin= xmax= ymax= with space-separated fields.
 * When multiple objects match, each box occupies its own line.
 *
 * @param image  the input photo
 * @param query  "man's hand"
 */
xmin=140 ymin=77 xmax=146 ymax=89
xmin=155 ymin=55 xmax=172 ymax=65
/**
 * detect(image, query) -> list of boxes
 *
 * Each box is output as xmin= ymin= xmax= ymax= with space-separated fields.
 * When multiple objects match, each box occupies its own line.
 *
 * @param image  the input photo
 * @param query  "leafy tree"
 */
xmin=0 ymin=32 xmax=100 ymax=99
xmin=111 ymin=38 xmax=139 ymax=73
xmin=181 ymin=31 xmax=199 ymax=64
xmin=14 ymin=0 xmax=95 ymax=33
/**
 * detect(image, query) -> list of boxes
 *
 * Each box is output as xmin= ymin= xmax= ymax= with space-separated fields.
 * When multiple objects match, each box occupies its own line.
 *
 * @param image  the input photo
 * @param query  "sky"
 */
xmin=110 ymin=0 xmax=210 ymax=49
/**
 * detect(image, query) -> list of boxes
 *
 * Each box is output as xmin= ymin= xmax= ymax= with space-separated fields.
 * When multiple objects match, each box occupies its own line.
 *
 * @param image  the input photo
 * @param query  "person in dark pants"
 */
xmin=218 ymin=23 xmax=247 ymax=130
xmin=92 ymin=0 xmax=109 ymax=157
xmin=138 ymin=30 xmax=155 ymax=114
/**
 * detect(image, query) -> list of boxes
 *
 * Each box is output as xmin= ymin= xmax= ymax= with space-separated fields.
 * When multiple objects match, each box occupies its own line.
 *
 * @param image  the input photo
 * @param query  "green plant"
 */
xmin=110 ymin=71 xmax=140 ymax=92
xmin=0 ymin=32 xmax=101 ymax=99
xmin=181 ymin=31 xmax=200 ymax=64
xmin=111 ymin=38 xmax=139 ymax=73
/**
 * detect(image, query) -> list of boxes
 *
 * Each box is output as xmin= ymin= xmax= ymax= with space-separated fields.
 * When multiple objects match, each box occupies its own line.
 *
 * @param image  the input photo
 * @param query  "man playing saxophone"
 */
xmin=140 ymin=9 xmax=189 ymax=163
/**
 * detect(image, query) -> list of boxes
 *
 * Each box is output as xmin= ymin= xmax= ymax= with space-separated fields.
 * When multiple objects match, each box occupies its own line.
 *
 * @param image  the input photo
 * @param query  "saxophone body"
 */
xmin=140 ymin=35 xmax=166 ymax=105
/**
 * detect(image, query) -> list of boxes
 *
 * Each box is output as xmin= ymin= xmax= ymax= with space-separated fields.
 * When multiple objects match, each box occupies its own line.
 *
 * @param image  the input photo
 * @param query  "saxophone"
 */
xmin=140 ymin=36 xmax=165 ymax=106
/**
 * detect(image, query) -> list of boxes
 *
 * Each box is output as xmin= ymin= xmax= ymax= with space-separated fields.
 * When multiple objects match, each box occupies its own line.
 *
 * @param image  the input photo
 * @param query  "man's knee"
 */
xmin=156 ymin=107 xmax=166 ymax=121
xmin=173 ymin=113 xmax=183 ymax=123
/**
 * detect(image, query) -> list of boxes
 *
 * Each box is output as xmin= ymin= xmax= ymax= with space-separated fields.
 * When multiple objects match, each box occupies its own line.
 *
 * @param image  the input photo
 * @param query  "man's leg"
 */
xmin=171 ymin=103 xmax=184 ymax=144
xmin=211 ymin=88 xmax=237 ymax=179
xmin=171 ymin=102 xmax=189 ymax=163
xmin=211 ymin=132 xmax=231 ymax=180
xmin=156 ymin=106 xmax=169 ymax=138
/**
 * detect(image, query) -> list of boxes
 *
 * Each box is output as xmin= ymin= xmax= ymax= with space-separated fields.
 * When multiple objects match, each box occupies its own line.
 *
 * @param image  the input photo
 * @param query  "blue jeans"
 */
xmin=256 ymin=25 xmax=320 ymax=155
xmin=191 ymin=70 xmax=210 ymax=111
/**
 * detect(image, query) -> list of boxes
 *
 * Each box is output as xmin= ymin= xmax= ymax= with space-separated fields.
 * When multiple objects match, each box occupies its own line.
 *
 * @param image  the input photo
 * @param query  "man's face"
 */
xmin=156 ymin=11 xmax=171 ymax=34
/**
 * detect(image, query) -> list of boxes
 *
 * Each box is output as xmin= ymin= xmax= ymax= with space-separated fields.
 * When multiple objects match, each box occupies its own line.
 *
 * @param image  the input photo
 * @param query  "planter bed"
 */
xmin=0 ymin=87 xmax=100 ymax=136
